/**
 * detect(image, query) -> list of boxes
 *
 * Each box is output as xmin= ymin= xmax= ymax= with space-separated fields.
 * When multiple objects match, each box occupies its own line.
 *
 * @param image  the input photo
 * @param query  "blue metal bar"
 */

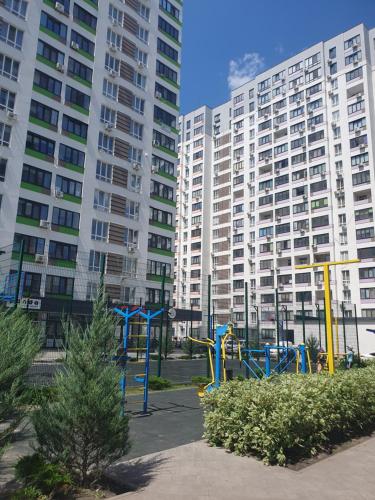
xmin=143 ymin=312 xmax=152 ymax=414
xmin=264 ymin=345 xmax=271 ymax=377
xmin=299 ymin=344 xmax=307 ymax=374
xmin=272 ymin=347 xmax=296 ymax=374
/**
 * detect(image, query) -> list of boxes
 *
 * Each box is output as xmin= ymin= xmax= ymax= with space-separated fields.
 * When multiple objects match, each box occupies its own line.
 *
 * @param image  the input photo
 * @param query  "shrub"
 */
xmin=181 ymin=339 xmax=206 ymax=356
xmin=202 ymin=365 xmax=375 ymax=465
xmin=305 ymin=335 xmax=320 ymax=363
xmin=0 ymin=309 xmax=41 ymax=457
xmin=32 ymin=294 xmax=130 ymax=487
xmin=192 ymin=376 xmax=211 ymax=386
xmin=148 ymin=375 xmax=172 ymax=390
xmin=14 ymin=454 xmax=72 ymax=497
xmin=11 ymin=486 xmax=46 ymax=500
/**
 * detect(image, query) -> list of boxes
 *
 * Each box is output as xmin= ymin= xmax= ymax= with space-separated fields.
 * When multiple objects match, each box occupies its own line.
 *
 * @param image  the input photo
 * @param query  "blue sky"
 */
xmin=180 ymin=0 xmax=375 ymax=114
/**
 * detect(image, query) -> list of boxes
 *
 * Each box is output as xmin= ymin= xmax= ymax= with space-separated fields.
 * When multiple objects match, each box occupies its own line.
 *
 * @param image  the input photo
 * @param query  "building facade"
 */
xmin=0 ymin=0 xmax=182 ymax=319
xmin=174 ymin=24 xmax=375 ymax=349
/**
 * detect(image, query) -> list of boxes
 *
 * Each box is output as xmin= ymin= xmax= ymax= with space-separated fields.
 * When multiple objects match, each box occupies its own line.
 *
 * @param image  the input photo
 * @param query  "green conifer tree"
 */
xmin=32 ymin=294 xmax=130 ymax=486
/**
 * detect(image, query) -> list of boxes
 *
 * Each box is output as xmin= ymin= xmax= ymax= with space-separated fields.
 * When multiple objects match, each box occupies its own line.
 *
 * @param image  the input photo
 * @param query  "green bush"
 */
xmin=14 ymin=454 xmax=72 ymax=497
xmin=191 ymin=376 xmax=211 ymax=386
xmin=11 ymin=486 xmax=46 ymax=500
xmin=148 ymin=375 xmax=172 ymax=390
xmin=202 ymin=365 xmax=375 ymax=465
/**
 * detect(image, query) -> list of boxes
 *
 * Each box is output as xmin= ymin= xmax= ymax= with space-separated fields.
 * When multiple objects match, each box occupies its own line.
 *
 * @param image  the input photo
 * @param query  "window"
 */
xmin=100 ymin=105 xmax=116 ymax=126
xmin=351 ymin=152 xmax=368 ymax=167
xmin=153 ymin=129 xmax=175 ymax=153
xmin=40 ymin=11 xmax=67 ymax=41
xmin=346 ymin=67 xmax=363 ymax=82
xmin=0 ymin=87 xmax=15 ymax=111
xmin=158 ymin=16 xmax=179 ymax=43
xmin=275 ymin=190 xmax=289 ymax=202
xmin=88 ymin=250 xmax=105 ymax=272
xmin=359 ymin=268 xmax=375 ymax=280
xmin=91 ymin=219 xmax=108 ymax=241
xmin=360 ymin=289 xmax=375 ymax=300
xmin=309 ymin=146 xmax=325 ymax=160
xmin=65 ymin=85 xmax=90 ymax=111
xmin=93 ymin=189 xmax=110 ymax=212
xmin=62 ymin=114 xmax=88 ymax=140
xmin=293 ymin=202 xmax=308 ymax=214
xmin=294 ymin=237 xmax=309 ymax=248
xmin=22 ymin=164 xmax=51 ymax=190
xmin=17 ymin=198 xmax=48 ymax=221
xmin=37 ymin=39 xmax=64 ymax=66
xmin=71 ymin=30 xmax=95 ymax=57
xmin=33 ymin=70 xmax=61 ymax=98
xmin=148 ymin=232 xmax=172 ymax=251
xmin=345 ymin=50 xmax=362 ymax=66
xmin=3 ymin=0 xmax=28 ymax=18
xmin=26 ymin=131 xmax=54 ymax=157
xmin=290 ymin=106 xmax=304 ymax=119
xmin=98 ymin=132 xmax=113 ymax=154
xmin=59 ymin=143 xmax=85 ymax=169
xmin=355 ymin=208 xmax=373 ymax=222
xmin=13 ymin=233 xmax=45 ymax=256
xmin=312 ymin=215 xmax=329 ymax=228
xmin=156 ymin=59 xmax=177 ymax=83
xmin=344 ymin=34 xmax=360 ymax=50
xmin=157 ymin=37 xmax=178 ymax=62
xmin=55 ymin=175 xmax=82 ymax=198
xmin=73 ymin=3 xmax=97 ymax=31
xmin=0 ymin=53 xmax=19 ymax=81
xmin=151 ymin=180 xmax=174 ymax=201
xmin=68 ymin=57 xmax=93 ymax=84
xmin=49 ymin=241 xmax=77 ymax=262
xmin=310 ymin=180 xmax=327 ymax=193
xmin=0 ymin=158 xmax=6 ymax=181
xmin=350 ymin=134 xmax=367 ymax=149
xmin=96 ymin=160 xmax=112 ymax=183
xmin=313 ymin=233 xmax=329 ymax=245
xmin=45 ymin=275 xmax=74 ymax=297
xmin=155 ymin=82 xmax=177 ymax=106
xmin=292 ymin=169 xmax=307 ymax=181
xmin=305 ymin=67 xmax=321 ymax=83
xmin=311 ymin=198 xmax=328 ymax=210
xmin=356 ymin=227 xmax=374 ymax=240
xmin=348 ymin=100 xmax=364 ymax=115
xmin=276 ymin=223 xmax=290 ymax=235
xmin=102 ymin=79 xmax=118 ymax=101
xmin=154 ymin=105 xmax=176 ymax=129
xmin=30 ymin=100 xmax=58 ymax=128
xmin=52 ymin=207 xmax=80 ymax=230
xmin=0 ymin=20 xmax=23 ymax=50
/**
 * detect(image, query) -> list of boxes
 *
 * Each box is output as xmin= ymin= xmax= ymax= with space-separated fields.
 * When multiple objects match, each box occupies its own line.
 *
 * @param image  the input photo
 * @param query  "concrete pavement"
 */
xmin=108 ymin=436 xmax=375 ymax=500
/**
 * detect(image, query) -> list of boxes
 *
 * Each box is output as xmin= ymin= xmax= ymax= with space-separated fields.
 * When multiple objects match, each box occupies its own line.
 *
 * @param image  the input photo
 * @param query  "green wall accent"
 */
xmin=160 ymin=8 xmax=183 ymax=26
xmin=16 ymin=216 xmax=40 ymax=227
xmin=71 ymin=74 xmax=92 ymax=88
xmin=20 ymin=181 xmax=50 ymax=195
xmin=159 ymin=75 xmax=180 ymax=90
xmin=36 ymin=54 xmax=58 ymax=71
xmin=66 ymin=132 xmax=87 ymax=145
xmin=52 ymin=225 xmax=79 ymax=236
xmin=49 ymin=258 xmax=77 ymax=269
xmin=82 ymin=0 xmax=98 ymax=10
xmin=39 ymin=25 xmax=66 ymax=43
xmin=154 ymin=144 xmax=178 ymax=158
xmin=67 ymin=102 xmax=90 ymax=116
xmin=77 ymin=48 xmax=94 ymax=61
xmin=159 ymin=29 xmax=181 ymax=47
xmin=33 ymin=84 xmax=61 ymax=101
xmin=29 ymin=116 xmax=57 ymax=131
xmin=25 ymin=148 xmax=52 ymax=162
xmin=148 ymin=247 xmax=174 ymax=257
xmin=61 ymin=162 xmax=84 ymax=174
xmin=149 ymin=219 xmax=175 ymax=232
xmin=45 ymin=293 xmax=74 ymax=300
xmin=158 ymin=50 xmax=180 ymax=68
xmin=158 ymin=96 xmax=179 ymax=111
xmin=147 ymin=274 xmax=173 ymax=284
xmin=156 ymin=170 xmax=177 ymax=182
xmin=76 ymin=19 xmax=96 ymax=35
xmin=12 ymin=252 xmax=35 ymax=263
xmin=150 ymin=194 xmax=176 ymax=207
xmin=63 ymin=193 xmax=82 ymax=204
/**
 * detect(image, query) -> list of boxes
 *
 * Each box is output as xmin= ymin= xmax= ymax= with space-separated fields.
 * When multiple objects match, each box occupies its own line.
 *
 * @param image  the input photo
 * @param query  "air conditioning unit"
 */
xmin=312 ymin=244 xmax=318 ymax=251
xmin=155 ymin=91 xmax=162 ymax=99
xmin=128 ymin=246 xmax=136 ymax=253
xmin=56 ymin=62 xmax=64 ymax=72
xmin=275 ymin=169 xmax=280 ymax=175
xmin=300 ymin=229 xmax=305 ymax=235
xmin=71 ymin=41 xmax=80 ymax=51
xmin=279 ymin=284 xmax=284 ymax=290
xmin=266 ymin=235 xmax=272 ymax=241
xmin=276 ymin=216 xmax=281 ymax=222
xmin=274 ymin=109 xmax=279 ymax=115
xmin=265 ymin=187 xmax=270 ymax=193
xmin=7 ymin=110 xmax=17 ymax=120
xmin=35 ymin=254 xmax=45 ymax=263
xmin=109 ymin=43 xmax=117 ymax=52
xmin=137 ymin=61 xmax=146 ymax=70
xmin=337 ymin=172 xmax=343 ymax=178
xmin=40 ymin=220 xmax=50 ymax=229
xmin=340 ymin=224 xmax=347 ymax=231
xmin=327 ymin=75 xmax=332 ymax=81
xmin=152 ymin=140 xmax=160 ymax=147
xmin=277 ymin=250 xmax=282 ymax=256
xmin=54 ymin=188 xmax=64 ymax=199
xmin=55 ymin=1 xmax=64 ymax=12
xmin=109 ymin=69 xmax=117 ymax=78
xmin=276 ymin=267 xmax=280 ymax=273
xmin=132 ymin=162 xmax=140 ymax=170
xmin=104 ymin=122 xmax=113 ymax=131
xmin=327 ymin=58 xmax=333 ymax=65
xmin=303 ymin=194 xmax=308 ymax=200
xmin=111 ymin=18 xmax=119 ymax=26
xmin=294 ymin=86 xmax=299 ymax=92
xmin=151 ymin=165 xmax=158 ymax=173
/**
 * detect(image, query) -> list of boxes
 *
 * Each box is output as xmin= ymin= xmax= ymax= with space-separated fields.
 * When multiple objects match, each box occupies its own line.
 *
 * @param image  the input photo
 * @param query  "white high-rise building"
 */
xmin=174 ymin=24 xmax=375 ymax=350
xmin=0 ymin=0 xmax=182 ymax=327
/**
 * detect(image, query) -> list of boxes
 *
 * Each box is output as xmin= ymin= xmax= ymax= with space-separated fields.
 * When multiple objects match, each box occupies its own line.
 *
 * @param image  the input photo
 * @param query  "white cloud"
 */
xmin=227 ymin=52 xmax=265 ymax=91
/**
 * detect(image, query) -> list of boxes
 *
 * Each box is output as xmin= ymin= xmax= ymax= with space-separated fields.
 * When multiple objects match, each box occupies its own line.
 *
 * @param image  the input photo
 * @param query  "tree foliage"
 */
xmin=32 ymin=295 xmax=130 ymax=486
xmin=0 ymin=308 xmax=41 ymax=456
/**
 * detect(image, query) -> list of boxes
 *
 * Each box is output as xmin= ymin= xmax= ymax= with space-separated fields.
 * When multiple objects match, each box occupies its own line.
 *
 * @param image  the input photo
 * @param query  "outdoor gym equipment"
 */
xmin=0 ymin=271 xmax=25 ymax=303
xmin=241 ymin=344 xmax=312 ymax=379
xmin=189 ymin=322 xmax=242 ymax=396
xmin=296 ymin=259 xmax=360 ymax=374
xmin=114 ymin=306 xmax=163 ymax=415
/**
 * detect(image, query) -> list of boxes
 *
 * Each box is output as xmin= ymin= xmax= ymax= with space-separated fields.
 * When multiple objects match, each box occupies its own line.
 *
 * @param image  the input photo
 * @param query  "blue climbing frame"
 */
xmin=241 ymin=344 xmax=309 ymax=379
xmin=114 ymin=306 xmax=163 ymax=415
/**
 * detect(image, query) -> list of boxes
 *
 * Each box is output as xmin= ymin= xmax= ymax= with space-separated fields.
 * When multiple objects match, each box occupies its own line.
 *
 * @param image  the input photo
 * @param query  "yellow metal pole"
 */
xmin=323 ymin=264 xmax=335 ymax=374
xmin=335 ymin=315 xmax=339 ymax=358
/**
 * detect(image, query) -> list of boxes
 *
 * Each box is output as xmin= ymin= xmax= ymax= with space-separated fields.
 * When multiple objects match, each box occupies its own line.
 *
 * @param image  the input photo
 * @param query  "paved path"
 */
xmin=108 ymin=437 xmax=375 ymax=500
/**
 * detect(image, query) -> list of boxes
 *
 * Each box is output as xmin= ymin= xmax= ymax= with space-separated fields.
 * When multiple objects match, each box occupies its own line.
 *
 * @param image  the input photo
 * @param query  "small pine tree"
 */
xmin=32 ymin=294 xmax=130 ymax=486
xmin=0 ymin=308 xmax=41 ymax=457
xmin=305 ymin=335 xmax=320 ymax=363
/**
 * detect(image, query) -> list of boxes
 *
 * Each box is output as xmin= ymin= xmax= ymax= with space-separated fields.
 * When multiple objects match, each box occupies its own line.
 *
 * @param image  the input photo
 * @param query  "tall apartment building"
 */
xmin=175 ymin=24 xmax=375 ymax=348
xmin=0 ymin=0 xmax=182 ymax=326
